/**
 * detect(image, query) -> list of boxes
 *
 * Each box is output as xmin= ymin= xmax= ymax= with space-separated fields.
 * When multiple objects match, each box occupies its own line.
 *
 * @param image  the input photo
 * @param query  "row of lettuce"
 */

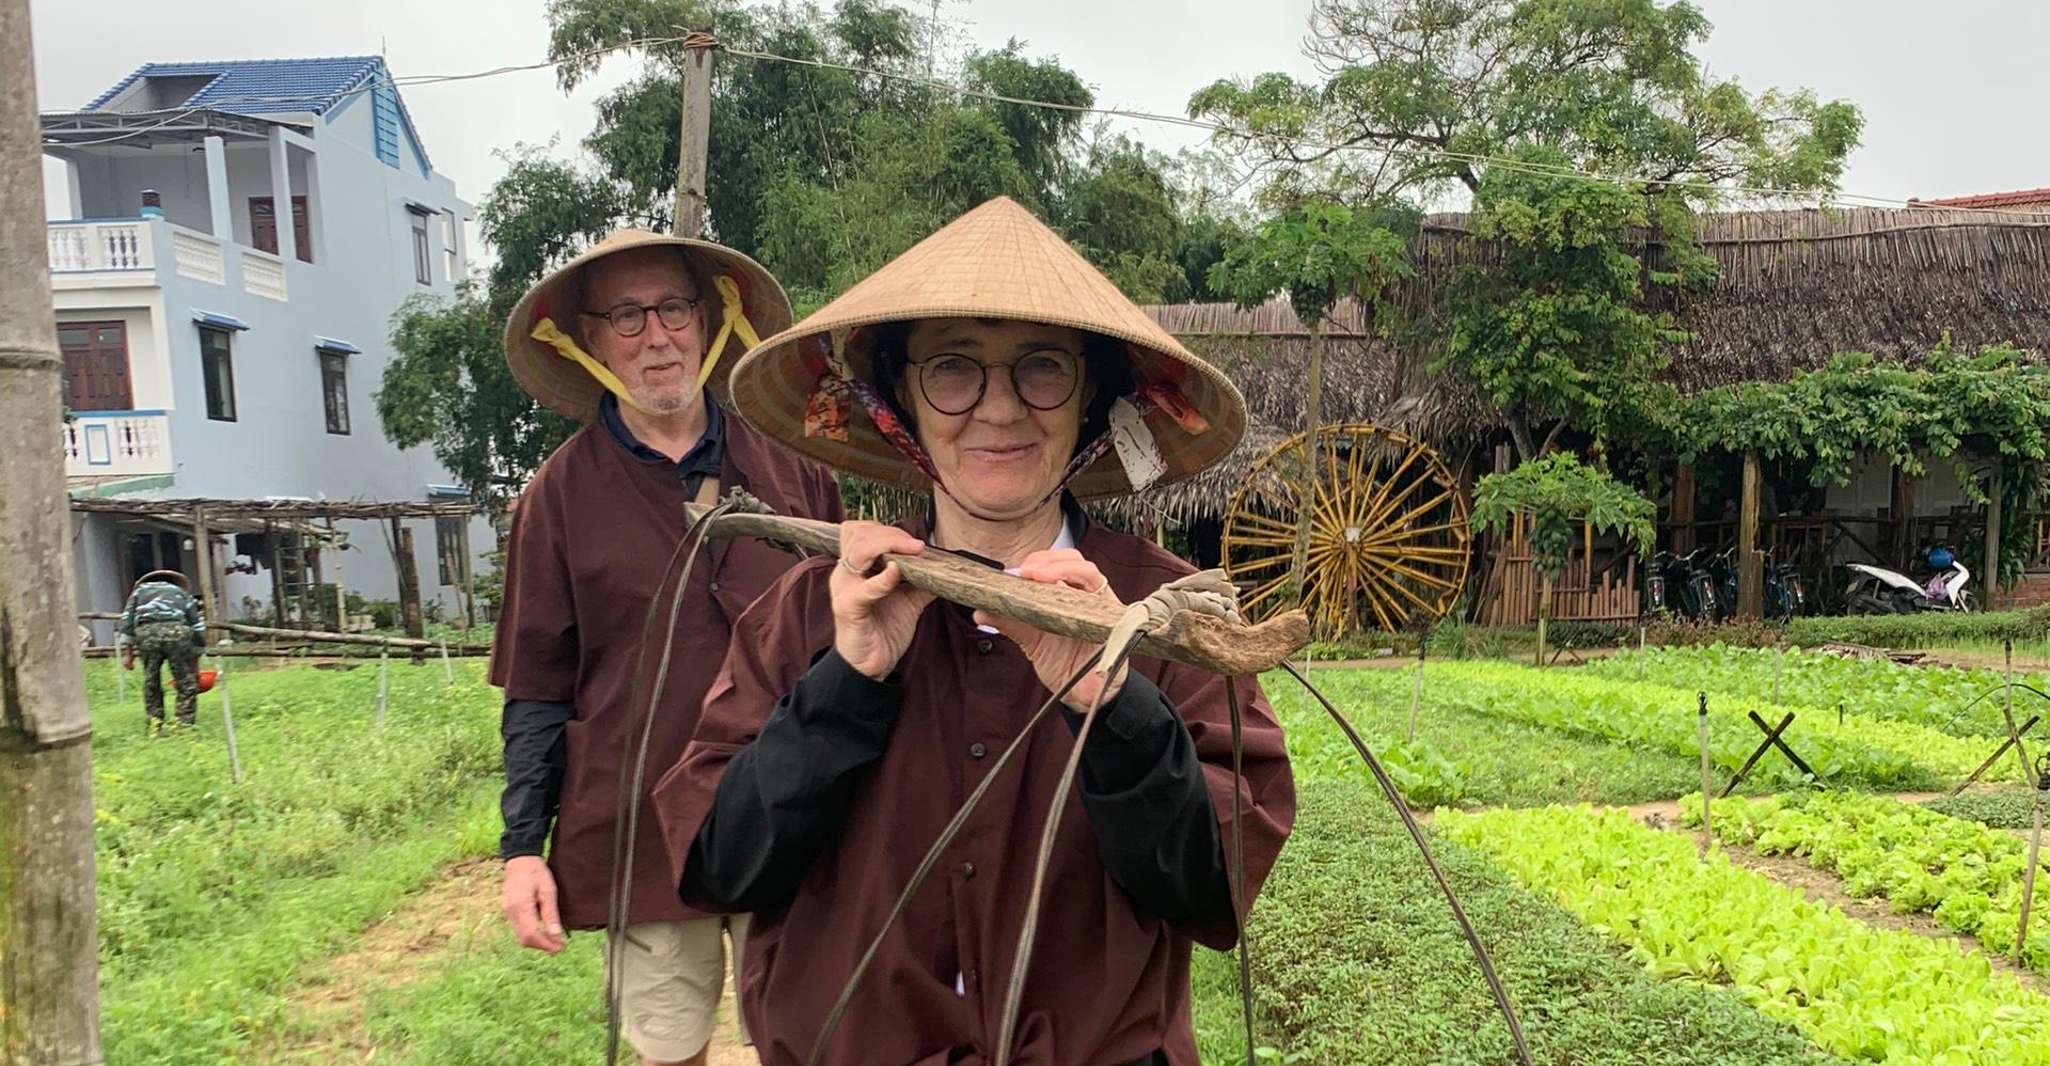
xmin=1438 ymin=803 xmax=2050 ymax=1065
xmin=1277 ymin=654 xmax=2007 ymax=808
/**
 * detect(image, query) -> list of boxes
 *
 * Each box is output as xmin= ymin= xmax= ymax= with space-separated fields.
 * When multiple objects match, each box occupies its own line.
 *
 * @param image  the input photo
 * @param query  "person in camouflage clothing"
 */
xmin=119 ymin=569 xmax=206 ymax=731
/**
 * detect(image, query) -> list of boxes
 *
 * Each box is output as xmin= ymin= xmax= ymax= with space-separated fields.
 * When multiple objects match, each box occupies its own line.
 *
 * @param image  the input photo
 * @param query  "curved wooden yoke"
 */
xmin=681 ymin=505 xmax=1311 ymax=675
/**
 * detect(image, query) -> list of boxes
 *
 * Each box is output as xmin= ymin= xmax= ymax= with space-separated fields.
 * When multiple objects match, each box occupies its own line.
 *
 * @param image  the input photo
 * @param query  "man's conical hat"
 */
xmin=503 ymin=229 xmax=794 ymax=422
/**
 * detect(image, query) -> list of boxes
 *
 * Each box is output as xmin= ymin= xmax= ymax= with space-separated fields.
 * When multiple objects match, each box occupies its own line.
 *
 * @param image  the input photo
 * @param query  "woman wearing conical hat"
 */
xmin=653 ymin=197 xmax=1295 ymax=1065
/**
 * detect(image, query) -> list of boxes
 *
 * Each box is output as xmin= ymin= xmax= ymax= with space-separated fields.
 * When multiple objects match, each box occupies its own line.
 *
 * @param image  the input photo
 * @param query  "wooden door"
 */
xmin=248 ymin=195 xmax=313 ymax=263
xmin=57 ymin=320 xmax=132 ymax=411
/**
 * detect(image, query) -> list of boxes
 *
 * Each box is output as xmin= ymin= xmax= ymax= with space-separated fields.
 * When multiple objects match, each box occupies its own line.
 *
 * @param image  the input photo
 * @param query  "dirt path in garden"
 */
xmin=254 ymin=858 xmax=756 ymax=1065
xmin=1301 ymin=646 xmax=1624 ymax=671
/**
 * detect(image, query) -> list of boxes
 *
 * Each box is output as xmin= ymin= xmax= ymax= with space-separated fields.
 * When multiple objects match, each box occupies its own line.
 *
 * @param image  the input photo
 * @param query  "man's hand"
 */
xmin=502 ymin=855 xmax=567 ymax=953
xmin=120 ymin=647 xmax=135 ymax=670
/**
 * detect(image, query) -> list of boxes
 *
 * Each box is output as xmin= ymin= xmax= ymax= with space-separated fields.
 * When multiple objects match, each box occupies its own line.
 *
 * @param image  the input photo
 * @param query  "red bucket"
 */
xmin=196 ymin=668 xmax=218 ymax=694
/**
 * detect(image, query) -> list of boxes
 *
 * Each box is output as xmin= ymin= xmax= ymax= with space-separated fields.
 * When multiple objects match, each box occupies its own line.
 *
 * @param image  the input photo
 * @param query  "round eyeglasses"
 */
xmin=910 ymin=351 xmax=1081 ymax=416
xmin=579 ymin=296 xmax=702 ymax=338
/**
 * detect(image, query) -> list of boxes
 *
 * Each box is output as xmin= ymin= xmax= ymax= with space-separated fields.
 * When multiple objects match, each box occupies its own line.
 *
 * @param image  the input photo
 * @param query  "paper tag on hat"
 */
xmin=1108 ymin=398 xmax=1168 ymax=491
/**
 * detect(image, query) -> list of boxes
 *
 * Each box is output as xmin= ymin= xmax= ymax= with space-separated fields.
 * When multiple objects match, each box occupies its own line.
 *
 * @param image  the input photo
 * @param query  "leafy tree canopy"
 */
xmin=1473 ymin=452 xmax=1656 ymax=578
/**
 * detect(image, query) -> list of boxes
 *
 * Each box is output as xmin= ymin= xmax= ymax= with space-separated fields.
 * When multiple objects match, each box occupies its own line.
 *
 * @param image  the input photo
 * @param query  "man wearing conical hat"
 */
xmin=489 ymin=230 xmax=842 ymax=1066
xmin=653 ymin=197 xmax=1296 ymax=1065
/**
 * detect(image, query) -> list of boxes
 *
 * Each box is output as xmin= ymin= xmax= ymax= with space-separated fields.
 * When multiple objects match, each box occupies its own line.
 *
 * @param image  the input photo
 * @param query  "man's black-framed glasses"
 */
xmin=911 ymin=350 xmax=1081 ymax=415
xmin=580 ymin=296 xmax=702 ymax=338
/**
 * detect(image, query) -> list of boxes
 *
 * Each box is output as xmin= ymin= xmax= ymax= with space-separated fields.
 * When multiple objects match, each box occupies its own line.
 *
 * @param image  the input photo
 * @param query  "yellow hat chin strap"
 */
xmin=698 ymin=274 xmax=761 ymax=391
xmin=531 ymin=274 xmax=761 ymax=414
xmin=530 ymin=317 xmax=648 ymax=414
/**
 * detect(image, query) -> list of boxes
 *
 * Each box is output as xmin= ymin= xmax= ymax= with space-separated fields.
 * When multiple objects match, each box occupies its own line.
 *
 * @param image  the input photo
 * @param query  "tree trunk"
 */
xmin=1535 ymin=573 xmax=1550 ymax=667
xmin=1507 ymin=419 xmax=1537 ymax=465
xmin=1290 ymin=321 xmax=1326 ymax=621
xmin=0 ymin=0 xmax=102 ymax=1052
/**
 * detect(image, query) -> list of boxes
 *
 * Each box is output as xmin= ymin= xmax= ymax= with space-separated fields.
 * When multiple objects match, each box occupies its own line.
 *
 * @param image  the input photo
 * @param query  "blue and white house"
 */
xmin=45 ymin=56 xmax=494 ymax=636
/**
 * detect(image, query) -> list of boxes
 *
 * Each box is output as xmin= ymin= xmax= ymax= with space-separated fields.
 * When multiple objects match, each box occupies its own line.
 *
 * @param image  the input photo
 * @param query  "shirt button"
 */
xmin=709 ymin=581 xmax=720 ymax=592
xmin=961 ymin=862 xmax=976 ymax=879
xmin=969 ymin=742 xmax=987 ymax=758
xmin=975 ymin=638 xmax=994 ymax=654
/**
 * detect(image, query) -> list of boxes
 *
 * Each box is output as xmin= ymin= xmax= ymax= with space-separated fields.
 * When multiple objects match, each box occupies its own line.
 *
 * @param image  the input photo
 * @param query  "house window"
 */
xmin=198 ymin=326 xmax=237 ymax=421
xmin=442 ymin=210 xmax=460 ymax=280
xmin=435 ymin=517 xmax=467 ymax=586
xmin=409 ymin=208 xmax=432 ymax=285
xmin=319 ymin=351 xmax=350 ymax=434
xmin=58 ymin=320 xmax=133 ymax=411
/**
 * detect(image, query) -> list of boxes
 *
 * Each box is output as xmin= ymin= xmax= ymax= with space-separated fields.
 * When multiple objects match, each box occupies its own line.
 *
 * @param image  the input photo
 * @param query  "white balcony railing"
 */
xmin=63 ymin=410 xmax=173 ymax=479
xmin=169 ymin=225 xmax=225 ymax=285
xmin=241 ymin=247 xmax=287 ymax=300
xmin=47 ymin=220 xmax=153 ymax=273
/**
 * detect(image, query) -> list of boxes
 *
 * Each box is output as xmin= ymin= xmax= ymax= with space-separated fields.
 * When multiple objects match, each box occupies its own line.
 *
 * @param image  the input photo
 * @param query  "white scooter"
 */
xmin=1843 ymin=560 xmax=1974 ymax=614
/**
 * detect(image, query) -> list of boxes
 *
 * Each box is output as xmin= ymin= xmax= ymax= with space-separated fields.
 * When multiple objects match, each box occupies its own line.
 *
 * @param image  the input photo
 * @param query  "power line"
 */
xmin=41 ymin=31 xmax=2050 ymax=225
xmin=714 ymin=41 xmax=2050 ymax=224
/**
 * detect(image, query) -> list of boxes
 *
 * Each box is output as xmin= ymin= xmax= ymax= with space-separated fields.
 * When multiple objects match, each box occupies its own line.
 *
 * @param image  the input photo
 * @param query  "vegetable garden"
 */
xmin=84 ymin=631 xmax=2050 ymax=1064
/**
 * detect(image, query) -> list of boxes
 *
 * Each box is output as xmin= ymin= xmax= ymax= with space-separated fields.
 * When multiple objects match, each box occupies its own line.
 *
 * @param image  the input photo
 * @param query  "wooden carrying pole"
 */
xmin=0 ymin=0 xmax=103 ymax=1054
xmin=683 ymin=506 xmax=1310 ymax=675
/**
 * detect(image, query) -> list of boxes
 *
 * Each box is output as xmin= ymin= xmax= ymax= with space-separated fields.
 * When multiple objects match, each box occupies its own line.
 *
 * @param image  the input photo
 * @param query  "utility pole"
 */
xmin=0 ymin=0 xmax=103 ymax=1058
xmin=674 ymin=33 xmax=715 ymax=238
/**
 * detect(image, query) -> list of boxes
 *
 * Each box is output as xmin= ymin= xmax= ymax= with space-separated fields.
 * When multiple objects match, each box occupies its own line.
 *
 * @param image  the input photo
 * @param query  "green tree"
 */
xmin=377 ymin=0 xmax=1200 ymax=500
xmin=1207 ymin=199 xmax=1415 ymax=606
xmin=1472 ymin=451 xmax=1654 ymax=659
xmin=377 ymin=282 xmax=577 ymax=510
xmin=1189 ymin=0 xmax=1862 ymax=459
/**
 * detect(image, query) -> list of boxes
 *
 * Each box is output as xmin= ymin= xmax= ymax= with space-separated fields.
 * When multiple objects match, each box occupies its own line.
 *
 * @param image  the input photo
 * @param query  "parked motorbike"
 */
xmin=1769 ymin=557 xmax=1808 ymax=620
xmin=1843 ymin=556 xmax=1973 ymax=614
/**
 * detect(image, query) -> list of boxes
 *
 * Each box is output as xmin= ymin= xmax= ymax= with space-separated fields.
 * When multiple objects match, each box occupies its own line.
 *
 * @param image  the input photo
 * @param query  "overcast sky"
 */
xmin=33 ymin=0 xmax=2050 ymax=244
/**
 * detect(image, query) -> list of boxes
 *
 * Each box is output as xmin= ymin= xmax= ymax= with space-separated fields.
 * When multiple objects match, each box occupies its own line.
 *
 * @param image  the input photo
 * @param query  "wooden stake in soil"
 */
xmin=1771 ymin=643 xmax=1783 ymax=705
xmin=2005 ymin=637 xmax=2035 ymax=786
xmin=1407 ymin=636 xmax=1425 ymax=743
xmin=1637 ymin=624 xmax=1646 ymax=681
xmin=2019 ymin=753 xmax=2047 ymax=963
xmin=116 ymin=633 xmax=126 ymax=704
xmin=374 ymin=645 xmax=390 ymax=727
xmin=214 ymin=657 xmax=243 ymax=784
xmin=1697 ymin=692 xmax=1713 ymax=854
xmin=439 ymin=637 xmax=453 ymax=684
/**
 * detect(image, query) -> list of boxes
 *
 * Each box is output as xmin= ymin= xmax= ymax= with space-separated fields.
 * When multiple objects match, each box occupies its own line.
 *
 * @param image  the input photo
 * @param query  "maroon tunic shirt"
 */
xmin=489 ymin=412 xmax=842 ymax=928
xmin=652 ymin=520 xmax=1295 ymax=1065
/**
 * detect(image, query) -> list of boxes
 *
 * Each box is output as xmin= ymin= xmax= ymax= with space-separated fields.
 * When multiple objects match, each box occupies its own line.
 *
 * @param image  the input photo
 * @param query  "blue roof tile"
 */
xmin=85 ymin=56 xmax=431 ymax=170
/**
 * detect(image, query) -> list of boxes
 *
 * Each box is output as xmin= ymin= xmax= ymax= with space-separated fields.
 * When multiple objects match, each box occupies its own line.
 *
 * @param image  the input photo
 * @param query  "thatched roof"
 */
xmin=1127 ymin=205 xmax=2050 ymax=523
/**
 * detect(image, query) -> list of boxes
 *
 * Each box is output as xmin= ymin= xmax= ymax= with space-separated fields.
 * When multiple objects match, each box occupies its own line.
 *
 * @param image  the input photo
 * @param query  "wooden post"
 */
xmin=192 ymin=507 xmax=218 ymax=642
xmin=1671 ymin=464 xmax=1697 ymax=556
xmin=1738 ymin=450 xmax=1763 ymax=619
xmin=1407 ymin=636 xmax=1425 ymax=743
xmin=1535 ymin=573 xmax=1550 ymax=667
xmin=1891 ymin=465 xmax=1918 ymax=569
xmin=265 ymin=520 xmax=286 ymax=624
xmin=458 ymin=519 xmax=477 ymax=629
xmin=215 ymin=659 xmax=243 ymax=785
xmin=674 ymin=36 xmax=714 ymax=237
xmin=1289 ymin=319 xmax=1326 ymax=613
xmin=374 ymin=645 xmax=390 ymax=727
xmin=2020 ymin=758 xmax=2046 ymax=963
xmin=1697 ymin=693 xmax=1713 ymax=854
xmin=0 ymin=0 xmax=103 ymax=1051
xmin=1987 ymin=467 xmax=2005 ymax=608
xmin=326 ymin=517 xmax=344 ymax=631
xmin=391 ymin=518 xmax=424 ymax=639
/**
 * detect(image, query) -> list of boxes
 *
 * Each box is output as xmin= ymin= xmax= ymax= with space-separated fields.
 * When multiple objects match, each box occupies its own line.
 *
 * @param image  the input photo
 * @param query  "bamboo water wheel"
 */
xmin=1220 ymin=423 xmax=1471 ymax=635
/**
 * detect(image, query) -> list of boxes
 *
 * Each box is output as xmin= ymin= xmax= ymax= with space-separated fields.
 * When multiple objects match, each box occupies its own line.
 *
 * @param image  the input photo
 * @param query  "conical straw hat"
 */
xmin=503 ymin=229 xmax=794 ymax=422
xmin=727 ymin=197 xmax=1245 ymax=499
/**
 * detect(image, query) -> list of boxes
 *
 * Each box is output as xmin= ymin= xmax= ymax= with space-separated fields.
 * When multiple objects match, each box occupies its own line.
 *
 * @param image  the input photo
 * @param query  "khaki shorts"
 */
xmin=606 ymin=915 xmax=749 ymax=1062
